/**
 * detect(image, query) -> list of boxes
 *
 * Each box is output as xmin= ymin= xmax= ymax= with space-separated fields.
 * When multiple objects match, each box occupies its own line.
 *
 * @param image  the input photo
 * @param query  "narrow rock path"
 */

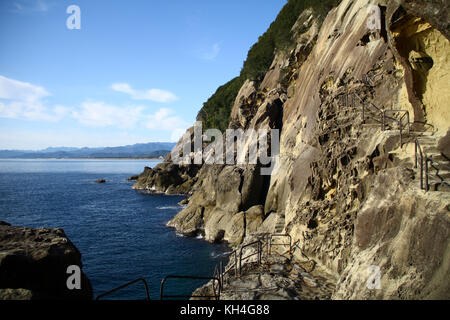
xmin=193 ymin=242 xmax=336 ymax=300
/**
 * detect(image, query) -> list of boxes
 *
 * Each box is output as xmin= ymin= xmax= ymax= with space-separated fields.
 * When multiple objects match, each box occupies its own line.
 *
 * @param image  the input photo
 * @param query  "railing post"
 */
xmin=362 ymin=104 xmax=365 ymax=123
xmin=234 ymin=251 xmax=238 ymax=277
xmin=415 ymin=140 xmax=418 ymax=169
xmin=420 ymin=153 xmax=424 ymax=190
xmin=407 ymin=112 xmax=410 ymax=135
xmin=425 ymin=158 xmax=429 ymax=192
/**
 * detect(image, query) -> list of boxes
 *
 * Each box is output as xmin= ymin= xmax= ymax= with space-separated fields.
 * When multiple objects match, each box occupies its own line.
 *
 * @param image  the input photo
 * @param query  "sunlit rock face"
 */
xmin=134 ymin=0 xmax=450 ymax=299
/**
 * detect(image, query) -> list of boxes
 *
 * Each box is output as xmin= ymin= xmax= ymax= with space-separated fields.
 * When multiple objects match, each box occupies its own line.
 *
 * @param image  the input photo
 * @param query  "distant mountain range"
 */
xmin=0 ymin=142 xmax=177 ymax=159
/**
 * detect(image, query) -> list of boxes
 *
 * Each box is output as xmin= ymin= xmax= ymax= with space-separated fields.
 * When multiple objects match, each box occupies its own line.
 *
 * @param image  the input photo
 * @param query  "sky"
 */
xmin=0 ymin=0 xmax=287 ymax=150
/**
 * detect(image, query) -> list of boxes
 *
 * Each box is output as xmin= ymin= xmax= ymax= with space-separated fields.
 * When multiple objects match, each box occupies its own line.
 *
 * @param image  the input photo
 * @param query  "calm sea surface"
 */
xmin=0 ymin=159 xmax=229 ymax=300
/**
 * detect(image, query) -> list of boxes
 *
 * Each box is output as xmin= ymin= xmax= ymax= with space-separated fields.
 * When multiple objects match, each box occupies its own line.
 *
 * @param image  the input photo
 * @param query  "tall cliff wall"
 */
xmin=134 ymin=0 xmax=449 ymax=299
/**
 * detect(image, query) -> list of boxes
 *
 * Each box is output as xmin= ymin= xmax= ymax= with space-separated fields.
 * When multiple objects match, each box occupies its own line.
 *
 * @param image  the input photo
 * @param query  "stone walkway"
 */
xmin=193 ymin=246 xmax=336 ymax=300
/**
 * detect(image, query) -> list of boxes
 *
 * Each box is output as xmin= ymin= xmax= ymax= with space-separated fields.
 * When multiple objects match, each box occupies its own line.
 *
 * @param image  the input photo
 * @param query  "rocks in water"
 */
xmin=0 ymin=223 xmax=93 ymax=300
xmin=126 ymin=175 xmax=139 ymax=181
xmin=133 ymin=163 xmax=201 ymax=195
xmin=167 ymin=163 xmax=267 ymax=247
xmin=95 ymin=179 xmax=106 ymax=184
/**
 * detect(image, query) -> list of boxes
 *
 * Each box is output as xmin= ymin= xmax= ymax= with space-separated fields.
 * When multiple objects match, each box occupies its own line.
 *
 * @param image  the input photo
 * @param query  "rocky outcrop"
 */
xmin=166 ymin=163 xmax=267 ymax=246
xmin=133 ymin=162 xmax=201 ymax=195
xmin=134 ymin=0 xmax=450 ymax=299
xmin=0 ymin=223 xmax=93 ymax=300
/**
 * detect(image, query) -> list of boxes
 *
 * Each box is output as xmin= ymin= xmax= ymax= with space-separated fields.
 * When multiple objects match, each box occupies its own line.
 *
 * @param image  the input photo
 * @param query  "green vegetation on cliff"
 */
xmin=197 ymin=0 xmax=341 ymax=131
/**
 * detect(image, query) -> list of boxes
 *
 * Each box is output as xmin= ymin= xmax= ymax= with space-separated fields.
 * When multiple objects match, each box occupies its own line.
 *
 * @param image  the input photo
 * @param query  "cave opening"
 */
xmin=389 ymin=6 xmax=450 ymax=132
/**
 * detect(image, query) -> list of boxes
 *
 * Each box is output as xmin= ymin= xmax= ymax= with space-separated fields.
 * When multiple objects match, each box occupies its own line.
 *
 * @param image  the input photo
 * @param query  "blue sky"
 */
xmin=0 ymin=0 xmax=286 ymax=150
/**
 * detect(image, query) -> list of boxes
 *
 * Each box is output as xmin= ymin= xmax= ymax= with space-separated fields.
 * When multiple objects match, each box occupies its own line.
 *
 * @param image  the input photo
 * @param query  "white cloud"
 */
xmin=0 ymin=75 xmax=49 ymax=102
xmin=72 ymin=101 xmax=145 ymax=129
xmin=111 ymin=83 xmax=178 ymax=103
xmin=0 ymin=75 xmax=189 ymax=142
xmin=0 ymin=75 xmax=65 ymax=122
xmin=11 ymin=0 xmax=50 ymax=13
xmin=146 ymin=108 xmax=190 ymax=142
xmin=71 ymin=103 xmax=189 ymax=140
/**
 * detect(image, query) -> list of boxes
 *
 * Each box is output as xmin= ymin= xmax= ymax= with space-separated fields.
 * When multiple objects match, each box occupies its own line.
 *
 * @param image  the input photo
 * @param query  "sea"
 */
xmin=0 ymin=159 xmax=230 ymax=300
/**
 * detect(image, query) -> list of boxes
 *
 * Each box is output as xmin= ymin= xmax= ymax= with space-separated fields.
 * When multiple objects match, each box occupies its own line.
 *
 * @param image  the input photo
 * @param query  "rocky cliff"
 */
xmin=134 ymin=0 xmax=449 ymax=300
xmin=0 ymin=222 xmax=93 ymax=300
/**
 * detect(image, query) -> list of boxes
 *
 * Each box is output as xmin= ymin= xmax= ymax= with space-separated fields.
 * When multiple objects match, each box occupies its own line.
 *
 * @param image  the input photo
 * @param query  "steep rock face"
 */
xmin=0 ymin=223 xmax=93 ymax=300
xmin=134 ymin=0 xmax=449 ymax=299
xmin=333 ymin=168 xmax=450 ymax=299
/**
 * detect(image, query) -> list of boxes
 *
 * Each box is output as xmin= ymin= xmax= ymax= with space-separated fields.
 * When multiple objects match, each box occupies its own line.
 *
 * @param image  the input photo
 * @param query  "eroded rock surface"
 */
xmin=133 ymin=0 xmax=450 ymax=300
xmin=0 ymin=223 xmax=93 ymax=300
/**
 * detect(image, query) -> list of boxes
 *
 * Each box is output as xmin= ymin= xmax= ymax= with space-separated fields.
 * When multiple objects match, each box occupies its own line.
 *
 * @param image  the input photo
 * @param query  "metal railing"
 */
xmin=268 ymin=234 xmax=292 ymax=259
xmin=427 ymin=157 xmax=450 ymax=191
xmin=341 ymin=91 xmax=411 ymax=147
xmin=97 ymin=233 xmax=294 ymax=301
xmin=415 ymin=138 xmax=450 ymax=192
xmin=160 ymin=275 xmax=221 ymax=301
xmin=382 ymin=110 xmax=410 ymax=146
xmin=96 ymin=278 xmax=150 ymax=300
xmin=415 ymin=139 xmax=425 ymax=190
xmin=238 ymin=240 xmax=264 ymax=276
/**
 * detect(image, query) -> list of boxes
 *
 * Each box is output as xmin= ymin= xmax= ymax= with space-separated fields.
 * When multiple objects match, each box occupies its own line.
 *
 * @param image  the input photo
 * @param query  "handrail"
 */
xmin=344 ymin=90 xmax=411 ymax=147
xmin=382 ymin=110 xmax=410 ymax=146
xmin=268 ymin=234 xmax=292 ymax=259
xmin=239 ymin=240 xmax=263 ymax=276
xmin=96 ymin=278 xmax=150 ymax=300
xmin=160 ymin=275 xmax=221 ymax=300
xmin=415 ymin=138 xmax=450 ymax=191
xmin=427 ymin=157 xmax=450 ymax=191
xmin=415 ymin=139 xmax=425 ymax=190
xmin=222 ymin=250 xmax=238 ymax=278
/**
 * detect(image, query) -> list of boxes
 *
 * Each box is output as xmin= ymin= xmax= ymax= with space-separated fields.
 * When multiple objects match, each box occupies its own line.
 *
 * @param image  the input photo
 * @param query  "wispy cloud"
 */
xmin=71 ymin=101 xmax=146 ymax=129
xmin=111 ymin=83 xmax=178 ymax=103
xmin=0 ymin=75 xmax=65 ymax=122
xmin=72 ymin=103 xmax=189 ymax=141
xmin=202 ymin=43 xmax=221 ymax=61
xmin=146 ymin=108 xmax=190 ymax=141
xmin=10 ymin=0 xmax=51 ymax=13
xmin=0 ymin=75 xmax=49 ymax=101
xmin=0 ymin=75 xmax=188 ymax=142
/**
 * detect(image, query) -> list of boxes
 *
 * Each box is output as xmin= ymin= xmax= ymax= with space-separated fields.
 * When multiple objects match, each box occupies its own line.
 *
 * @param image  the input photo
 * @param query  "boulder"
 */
xmin=0 ymin=224 xmax=93 ymax=300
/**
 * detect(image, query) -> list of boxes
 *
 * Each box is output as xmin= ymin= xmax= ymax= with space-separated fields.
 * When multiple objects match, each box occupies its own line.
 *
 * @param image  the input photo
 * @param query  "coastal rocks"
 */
xmin=0 ymin=288 xmax=33 ymax=300
xmin=133 ymin=162 xmax=201 ymax=195
xmin=135 ymin=0 xmax=450 ymax=299
xmin=0 ymin=223 xmax=93 ymax=300
xmin=167 ymin=164 xmax=266 ymax=246
xmin=126 ymin=175 xmax=139 ymax=181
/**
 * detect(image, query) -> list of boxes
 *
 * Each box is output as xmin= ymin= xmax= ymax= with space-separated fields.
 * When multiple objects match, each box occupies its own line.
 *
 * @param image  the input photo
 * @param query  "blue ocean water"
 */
xmin=0 ymin=159 xmax=229 ymax=300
